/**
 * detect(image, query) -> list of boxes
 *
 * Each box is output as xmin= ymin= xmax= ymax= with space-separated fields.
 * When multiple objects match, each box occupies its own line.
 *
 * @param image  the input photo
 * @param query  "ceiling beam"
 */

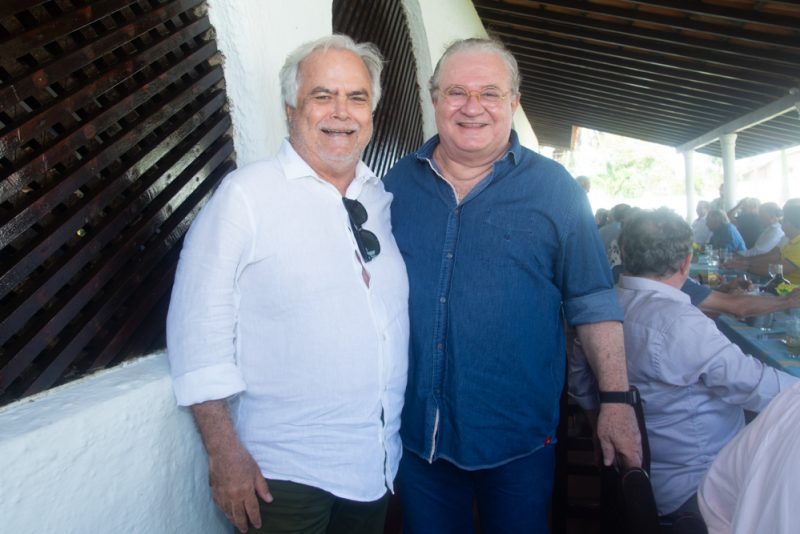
xmin=503 ymin=0 xmax=800 ymax=49
xmin=677 ymin=90 xmax=800 ymax=152
xmin=476 ymin=5 xmax=800 ymax=73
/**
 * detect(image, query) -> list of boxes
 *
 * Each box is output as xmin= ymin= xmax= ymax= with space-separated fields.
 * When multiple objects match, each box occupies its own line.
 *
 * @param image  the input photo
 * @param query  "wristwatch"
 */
xmin=598 ymin=387 xmax=640 ymax=405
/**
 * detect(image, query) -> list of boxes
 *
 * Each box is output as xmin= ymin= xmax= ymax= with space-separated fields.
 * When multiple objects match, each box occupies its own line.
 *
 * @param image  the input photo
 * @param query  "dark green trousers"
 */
xmin=246 ymin=479 xmax=389 ymax=534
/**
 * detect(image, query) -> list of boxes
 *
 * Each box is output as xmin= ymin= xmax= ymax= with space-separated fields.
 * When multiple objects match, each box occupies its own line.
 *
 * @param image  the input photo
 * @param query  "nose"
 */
xmin=332 ymin=95 xmax=350 ymax=119
xmin=461 ymin=92 xmax=484 ymax=114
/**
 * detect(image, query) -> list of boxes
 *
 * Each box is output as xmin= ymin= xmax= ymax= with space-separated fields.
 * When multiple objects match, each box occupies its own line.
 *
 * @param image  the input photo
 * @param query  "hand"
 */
xmin=208 ymin=443 xmax=273 ymax=532
xmin=595 ymin=403 xmax=642 ymax=469
xmin=717 ymin=278 xmax=751 ymax=294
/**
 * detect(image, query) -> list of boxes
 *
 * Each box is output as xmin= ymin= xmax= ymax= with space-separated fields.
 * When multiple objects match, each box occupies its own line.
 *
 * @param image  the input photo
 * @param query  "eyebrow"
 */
xmin=308 ymin=86 xmax=370 ymax=98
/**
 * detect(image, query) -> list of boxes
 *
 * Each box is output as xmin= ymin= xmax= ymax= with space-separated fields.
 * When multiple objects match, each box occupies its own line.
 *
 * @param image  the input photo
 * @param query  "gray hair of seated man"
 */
xmin=620 ymin=208 xmax=692 ymax=278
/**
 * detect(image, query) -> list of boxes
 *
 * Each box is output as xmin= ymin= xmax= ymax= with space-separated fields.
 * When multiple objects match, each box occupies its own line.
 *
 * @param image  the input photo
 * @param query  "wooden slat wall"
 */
xmin=332 ymin=0 xmax=425 ymax=178
xmin=0 ymin=0 xmax=234 ymax=404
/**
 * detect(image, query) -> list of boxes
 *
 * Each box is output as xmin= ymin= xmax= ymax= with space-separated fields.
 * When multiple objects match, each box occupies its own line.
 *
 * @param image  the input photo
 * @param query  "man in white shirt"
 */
xmin=166 ymin=35 xmax=409 ymax=534
xmin=699 ymin=380 xmax=800 ymax=534
xmin=571 ymin=208 xmax=796 ymax=519
xmin=737 ymin=201 xmax=784 ymax=257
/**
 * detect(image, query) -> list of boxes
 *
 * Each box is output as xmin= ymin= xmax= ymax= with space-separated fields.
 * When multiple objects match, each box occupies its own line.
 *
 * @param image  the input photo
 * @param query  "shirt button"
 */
xmin=437 ymin=343 xmax=444 ymax=350
xmin=446 ymin=252 xmax=453 ymax=259
xmin=439 ymin=296 xmax=446 ymax=303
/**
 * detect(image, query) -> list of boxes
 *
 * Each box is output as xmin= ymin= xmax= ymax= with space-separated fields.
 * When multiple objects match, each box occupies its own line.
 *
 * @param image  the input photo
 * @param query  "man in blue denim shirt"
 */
xmin=383 ymin=38 xmax=641 ymax=533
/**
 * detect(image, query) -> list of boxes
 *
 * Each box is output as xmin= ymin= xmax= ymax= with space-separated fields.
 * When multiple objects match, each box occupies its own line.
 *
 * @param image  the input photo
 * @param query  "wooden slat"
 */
xmin=0 ymin=0 xmax=211 ymax=133
xmin=0 ymin=67 xmax=225 ymax=298
xmin=22 ymin=145 xmax=233 ymax=396
xmin=0 ymin=0 xmax=132 ymax=59
xmin=0 ymin=1 xmax=235 ymax=405
xmin=0 ymin=94 xmax=229 ymax=343
xmin=0 ymin=40 xmax=219 ymax=208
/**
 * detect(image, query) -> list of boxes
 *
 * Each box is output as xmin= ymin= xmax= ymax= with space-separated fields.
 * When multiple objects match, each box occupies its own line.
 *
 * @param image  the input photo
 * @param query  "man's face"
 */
xmin=433 ymin=51 xmax=520 ymax=162
xmin=286 ymin=49 xmax=374 ymax=182
xmin=696 ymin=203 xmax=708 ymax=218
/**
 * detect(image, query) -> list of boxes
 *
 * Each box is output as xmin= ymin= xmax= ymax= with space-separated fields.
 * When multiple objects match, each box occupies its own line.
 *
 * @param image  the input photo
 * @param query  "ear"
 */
xmin=679 ymin=252 xmax=693 ymax=276
xmin=285 ymin=104 xmax=295 ymax=123
xmin=510 ymin=91 xmax=521 ymax=113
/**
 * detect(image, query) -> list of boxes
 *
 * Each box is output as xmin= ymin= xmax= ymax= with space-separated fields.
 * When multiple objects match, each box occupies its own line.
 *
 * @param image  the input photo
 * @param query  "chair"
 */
xmin=601 ymin=386 xmax=707 ymax=534
xmin=618 ymin=467 xmax=661 ymax=533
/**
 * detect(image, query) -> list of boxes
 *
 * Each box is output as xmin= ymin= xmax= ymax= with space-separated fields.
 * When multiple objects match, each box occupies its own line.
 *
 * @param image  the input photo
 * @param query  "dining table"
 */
xmin=716 ymin=313 xmax=800 ymax=378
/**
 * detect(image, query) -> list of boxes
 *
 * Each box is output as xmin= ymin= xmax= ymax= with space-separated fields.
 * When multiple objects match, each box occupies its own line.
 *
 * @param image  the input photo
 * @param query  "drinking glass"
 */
xmin=768 ymin=264 xmax=782 ymax=278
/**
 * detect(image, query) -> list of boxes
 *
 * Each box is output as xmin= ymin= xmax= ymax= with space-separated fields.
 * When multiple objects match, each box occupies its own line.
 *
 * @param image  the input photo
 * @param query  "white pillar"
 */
xmin=683 ymin=150 xmax=695 ymax=222
xmin=781 ymin=148 xmax=791 ymax=202
xmin=720 ymin=133 xmax=737 ymax=211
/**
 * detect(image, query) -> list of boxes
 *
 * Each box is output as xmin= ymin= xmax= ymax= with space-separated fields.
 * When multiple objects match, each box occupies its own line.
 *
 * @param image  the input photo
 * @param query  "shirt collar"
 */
xmin=414 ymin=130 xmax=521 ymax=166
xmin=277 ymin=138 xmax=379 ymax=187
xmin=618 ymin=274 xmax=691 ymax=304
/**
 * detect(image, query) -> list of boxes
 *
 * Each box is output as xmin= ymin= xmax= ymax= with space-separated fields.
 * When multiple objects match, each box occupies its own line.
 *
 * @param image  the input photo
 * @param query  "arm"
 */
xmin=575 ymin=321 xmax=642 ymax=468
xmin=192 ymin=400 xmax=272 ymax=533
xmin=699 ymin=288 xmax=800 ymax=318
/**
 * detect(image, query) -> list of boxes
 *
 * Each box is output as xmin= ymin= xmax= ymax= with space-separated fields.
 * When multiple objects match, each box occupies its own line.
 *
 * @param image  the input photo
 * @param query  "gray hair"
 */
xmin=620 ymin=208 xmax=693 ymax=278
xmin=279 ymin=34 xmax=384 ymax=112
xmin=428 ymin=37 xmax=521 ymax=97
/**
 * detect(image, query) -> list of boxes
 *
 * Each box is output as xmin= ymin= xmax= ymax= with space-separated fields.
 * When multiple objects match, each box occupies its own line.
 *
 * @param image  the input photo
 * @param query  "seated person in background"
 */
xmin=731 ymin=204 xmax=800 ymax=285
xmin=570 ymin=208 xmax=797 ymax=520
xmin=706 ymin=209 xmax=746 ymax=253
xmin=595 ymin=207 xmax=609 ymax=228
xmin=736 ymin=202 xmax=783 ymax=257
xmin=599 ymin=203 xmax=632 ymax=256
xmin=692 ymin=200 xmax=712 ymax=246
xmin=725 ymin=198 xmax=800 ymax=274
xmin=727 ymin=197 xmax=762 ymax=249
xmin=699 ymin=380 xmax=800 ymax=534
xmin=778 ymin=205 xmax=800 ymax=284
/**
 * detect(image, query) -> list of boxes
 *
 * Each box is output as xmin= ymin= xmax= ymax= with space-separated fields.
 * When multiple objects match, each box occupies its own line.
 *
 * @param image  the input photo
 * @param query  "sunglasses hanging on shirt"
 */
xmin=342 ymin=197 xmax=381 ymax=262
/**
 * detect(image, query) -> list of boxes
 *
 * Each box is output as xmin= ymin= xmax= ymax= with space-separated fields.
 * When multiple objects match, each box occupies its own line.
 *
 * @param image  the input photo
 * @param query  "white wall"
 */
xmin=0 ymin=353 xmax=228 ymax=533
xmin=207 ymin=0 xmax=332 ymax=165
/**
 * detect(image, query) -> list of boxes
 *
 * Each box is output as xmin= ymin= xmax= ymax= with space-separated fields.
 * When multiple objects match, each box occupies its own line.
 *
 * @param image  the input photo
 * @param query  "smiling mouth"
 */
xmin=321 ymin=127 xmax=356 ymax=136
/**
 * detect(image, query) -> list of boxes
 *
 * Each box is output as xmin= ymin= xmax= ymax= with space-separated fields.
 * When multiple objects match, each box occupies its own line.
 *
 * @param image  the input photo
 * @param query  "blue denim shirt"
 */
xmin=384 ymin=132 xmax=623 ymax=469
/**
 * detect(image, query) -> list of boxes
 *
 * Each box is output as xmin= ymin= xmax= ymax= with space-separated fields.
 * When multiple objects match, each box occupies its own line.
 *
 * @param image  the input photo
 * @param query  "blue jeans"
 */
xmin=398 ymin=446 xmax=555 ymax=534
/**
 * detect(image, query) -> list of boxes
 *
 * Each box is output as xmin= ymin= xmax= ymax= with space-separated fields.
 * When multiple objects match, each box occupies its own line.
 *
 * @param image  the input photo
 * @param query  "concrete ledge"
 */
xmin=0 ymin=352 xmax=228 ymax=533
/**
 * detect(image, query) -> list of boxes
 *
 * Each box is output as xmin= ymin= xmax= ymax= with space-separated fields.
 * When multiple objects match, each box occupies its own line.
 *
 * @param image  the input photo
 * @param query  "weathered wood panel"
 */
xmin=0 ymin=0 xmax=234 ymax=404
xmin=333 ymin=0 xmax=425 ymax=178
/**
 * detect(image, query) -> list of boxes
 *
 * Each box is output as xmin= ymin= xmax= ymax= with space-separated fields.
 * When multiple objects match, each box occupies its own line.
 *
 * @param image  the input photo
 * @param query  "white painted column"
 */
xmin=720 ymin=133 xmax=737 ymax=212
xmin=683 ymin=150 xmax=695 ymax=222
xmin=781 ymin=148 xmax=791 ymax=202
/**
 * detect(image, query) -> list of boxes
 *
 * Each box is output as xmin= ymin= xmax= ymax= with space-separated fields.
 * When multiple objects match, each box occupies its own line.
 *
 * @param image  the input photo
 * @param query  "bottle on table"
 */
xmin=762 ymin=263 xmax=792 ymax=296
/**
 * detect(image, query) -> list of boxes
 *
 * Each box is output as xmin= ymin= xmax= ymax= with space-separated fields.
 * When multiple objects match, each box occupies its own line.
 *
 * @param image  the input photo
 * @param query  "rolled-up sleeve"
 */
xmin=166 ymin=179 xmax=252 ymax=406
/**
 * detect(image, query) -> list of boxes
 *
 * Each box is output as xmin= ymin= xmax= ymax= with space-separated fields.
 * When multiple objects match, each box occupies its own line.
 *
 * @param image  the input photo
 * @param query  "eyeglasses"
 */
xmin=342 ymin=197 xmax=381 ymax=262
xmin=438 ymin=85 xmax=510 ymax=108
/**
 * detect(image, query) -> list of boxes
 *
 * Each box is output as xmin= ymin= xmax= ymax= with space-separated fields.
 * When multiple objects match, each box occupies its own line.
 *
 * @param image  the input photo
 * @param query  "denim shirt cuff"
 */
xmin=564 ymin=288 xmax=624 ymax=326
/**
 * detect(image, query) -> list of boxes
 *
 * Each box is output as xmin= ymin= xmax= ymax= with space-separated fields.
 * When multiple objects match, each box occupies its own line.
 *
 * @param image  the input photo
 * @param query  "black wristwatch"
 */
xmin=598 ymin=387 xmax=640 ymax=405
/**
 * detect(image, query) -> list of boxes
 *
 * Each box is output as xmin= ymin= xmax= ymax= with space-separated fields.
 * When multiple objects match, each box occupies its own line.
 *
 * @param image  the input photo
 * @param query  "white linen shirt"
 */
xmin=699 ymin=381 xmax=800 ymax=534
xmin=166 ymin=140 xmax=409 ymax=502
xmin=738 ymin=222 xmax=784 ymax=256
